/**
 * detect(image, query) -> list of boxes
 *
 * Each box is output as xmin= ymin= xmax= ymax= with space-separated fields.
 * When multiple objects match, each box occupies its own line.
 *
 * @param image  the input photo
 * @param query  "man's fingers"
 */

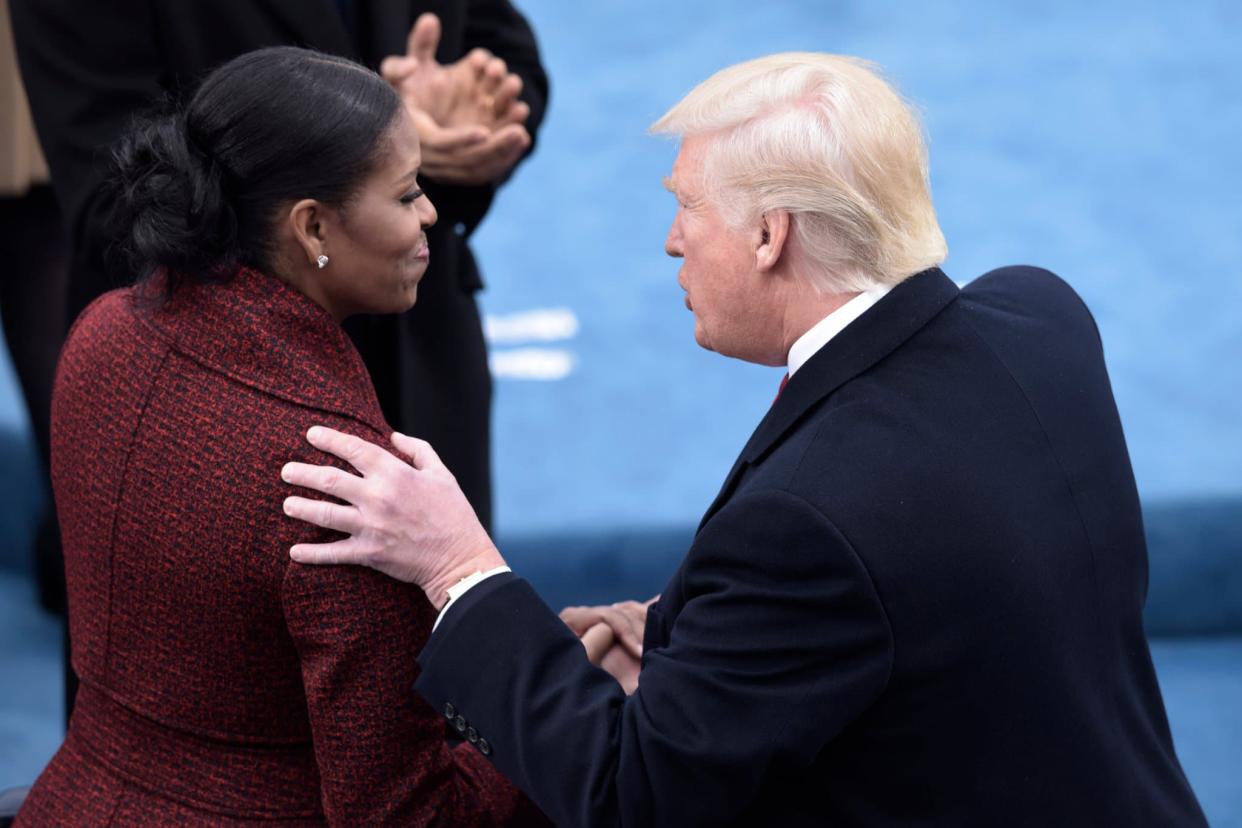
xmin=283 ymin=495 xmax=362 ymax=534
xmin=437 ymin=124 xmax=527 ymax=163
xmin=599 ymin=645 xmax=641 ymax=694
xmin=561 ymin=603 xmax=645 ymax=658
xmin=280 ymin=462 xmax=365 ymax=501
xmin=495 ymin=100 xmax=530 ymax=129
xmin=421 ymin=123 xmax=529 ymax=167
xmin=492 ymin=74 xmax=523 ymax=119
xmin=305 ymin=426 xmax=388 ymax=475
xmin=607 ymin=605 xmax=645 ymax=658
xmin=421 ymin=122 xmax=491 ymax=150
xmin=391 ymin=431 xmax=443 ymax=472
xmin=493 ymin=122 xmax=532 ymax=152
xmin=289 ymin=537 xmax=366 ymax=567
xmin=408 ymin=107 xmax=489 ymax=148
xmin=560 ymin=605 xmax=604 ymax=635
xmin=582 ymin=623 xmax=615 ymax=664
xmin=380 ymin=55 xmax=418 ymax=85
xmin=484 ymin=57 xmax=508 ymax=84
xmin=478 ymin=58 xmax=507 ymax=99
xmin=407 ymin=13 xmax=441 ymax=65
xmin=466 ymin=48 xmax=492 ymax=72
xmin=420 ymin=125 xmax=529 ymax=185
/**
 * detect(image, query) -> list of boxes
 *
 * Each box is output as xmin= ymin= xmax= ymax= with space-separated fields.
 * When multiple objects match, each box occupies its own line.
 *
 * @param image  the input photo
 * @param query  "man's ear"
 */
xmin=288 ymin=199 xmax=327 ymax=269
xmin=756 ymin=209 xmax=791 ymax=273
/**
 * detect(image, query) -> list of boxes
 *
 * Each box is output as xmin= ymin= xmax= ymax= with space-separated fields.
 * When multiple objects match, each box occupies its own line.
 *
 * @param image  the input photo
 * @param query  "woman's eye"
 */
xmin=400 ymin=189 xmax=423 ymax=204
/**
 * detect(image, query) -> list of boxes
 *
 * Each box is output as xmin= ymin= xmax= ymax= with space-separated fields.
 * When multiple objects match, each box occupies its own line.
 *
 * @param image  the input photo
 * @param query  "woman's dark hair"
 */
xmin=107 ymin=46 xmax=402 ymax=294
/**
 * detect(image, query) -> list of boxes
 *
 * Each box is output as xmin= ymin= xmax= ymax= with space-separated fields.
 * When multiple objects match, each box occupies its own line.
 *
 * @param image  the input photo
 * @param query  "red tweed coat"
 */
xmin=18 ymin=269 xmax=544 ymax=826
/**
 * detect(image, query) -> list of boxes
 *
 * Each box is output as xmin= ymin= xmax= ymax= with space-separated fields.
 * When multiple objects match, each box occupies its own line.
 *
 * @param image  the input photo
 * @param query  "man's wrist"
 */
xmin=424 ymin=546 xmax=507 ymax=610
xmin=432 ymin=565 xmax=511 ymax=632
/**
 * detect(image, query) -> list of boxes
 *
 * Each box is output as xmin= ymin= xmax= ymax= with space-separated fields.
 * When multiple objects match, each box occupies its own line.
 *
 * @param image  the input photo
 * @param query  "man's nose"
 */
xmin=664 ymin=221 xmax=683 ymax=258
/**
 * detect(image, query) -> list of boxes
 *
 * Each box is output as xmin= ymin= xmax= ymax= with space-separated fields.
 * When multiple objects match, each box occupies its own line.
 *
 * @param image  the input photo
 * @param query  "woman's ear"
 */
xmin=756 ymin=209 xmax=791 ymax=273
xmin=287 ymin=199 xmax=327 ymax=268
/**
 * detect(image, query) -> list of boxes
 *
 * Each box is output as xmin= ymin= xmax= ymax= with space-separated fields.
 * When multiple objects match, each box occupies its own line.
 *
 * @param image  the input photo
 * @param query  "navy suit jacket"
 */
xmin=415 ymin=267 xmax=1207 ymax=827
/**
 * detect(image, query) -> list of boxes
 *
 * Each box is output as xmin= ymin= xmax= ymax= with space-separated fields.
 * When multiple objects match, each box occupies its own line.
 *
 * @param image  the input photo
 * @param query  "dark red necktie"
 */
xmin=773 ymin=373 xmax=790 ymax=405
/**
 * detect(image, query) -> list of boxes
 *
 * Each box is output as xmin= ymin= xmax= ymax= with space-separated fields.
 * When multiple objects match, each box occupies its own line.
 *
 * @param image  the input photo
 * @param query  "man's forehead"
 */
xmin=666 ymin=137 xmax=705 ymax=192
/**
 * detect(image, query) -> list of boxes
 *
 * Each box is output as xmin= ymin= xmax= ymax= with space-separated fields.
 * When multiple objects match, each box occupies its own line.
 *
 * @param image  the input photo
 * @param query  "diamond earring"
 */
xmin=316 ymin=254 xmax=329 ymax=269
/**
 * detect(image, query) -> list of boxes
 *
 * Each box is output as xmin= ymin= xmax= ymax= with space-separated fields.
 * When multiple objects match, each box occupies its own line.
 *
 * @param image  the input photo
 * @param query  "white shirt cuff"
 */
xmin=432 ymin=565 xmax=512 ymax=631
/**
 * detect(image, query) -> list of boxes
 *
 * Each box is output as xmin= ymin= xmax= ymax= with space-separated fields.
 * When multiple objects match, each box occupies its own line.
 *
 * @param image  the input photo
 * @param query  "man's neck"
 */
xmin=778 ymin=289 xmax=858 ymax=361
xmin=783 ymin=284 xmax=895 ymax=376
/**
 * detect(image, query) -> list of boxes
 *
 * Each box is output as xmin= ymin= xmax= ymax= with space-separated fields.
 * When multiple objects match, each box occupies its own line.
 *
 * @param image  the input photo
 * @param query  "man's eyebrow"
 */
xmin=662 ymin=176 xmax=676 ymax=193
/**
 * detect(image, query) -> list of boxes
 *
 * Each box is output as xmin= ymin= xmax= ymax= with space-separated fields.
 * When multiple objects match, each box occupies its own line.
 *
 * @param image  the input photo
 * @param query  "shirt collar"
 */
xmin=786 ymin=284 xmax=893 ymax=377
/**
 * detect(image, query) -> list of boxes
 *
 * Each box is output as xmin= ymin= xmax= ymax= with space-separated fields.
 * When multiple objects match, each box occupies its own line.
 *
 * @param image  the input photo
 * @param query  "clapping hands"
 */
xmin=381 ymin=13 xmax=531 ymax=185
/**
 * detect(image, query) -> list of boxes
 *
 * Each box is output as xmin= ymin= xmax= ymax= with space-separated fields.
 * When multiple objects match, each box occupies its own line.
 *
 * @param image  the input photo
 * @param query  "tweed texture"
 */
xmin=17 ymin=268 xmax=544 ymax=826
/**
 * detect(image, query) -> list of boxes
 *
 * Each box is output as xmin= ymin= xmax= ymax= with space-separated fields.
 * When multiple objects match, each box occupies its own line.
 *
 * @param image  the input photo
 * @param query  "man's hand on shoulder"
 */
xmin=280 ymin=427 xmax=505 ymax=610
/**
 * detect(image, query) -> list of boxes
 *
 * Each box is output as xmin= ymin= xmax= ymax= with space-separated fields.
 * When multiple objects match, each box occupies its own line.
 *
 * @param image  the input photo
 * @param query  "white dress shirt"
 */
xmin=785 ymin=284 xmax=892 ymax=378
xmin=433 ymin=565 xmax=512 ymax=630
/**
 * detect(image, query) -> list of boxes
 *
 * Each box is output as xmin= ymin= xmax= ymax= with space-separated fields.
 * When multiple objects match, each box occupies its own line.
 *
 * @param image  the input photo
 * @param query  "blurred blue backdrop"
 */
xmin=2 ymin=0 xmax=1239 ymax=821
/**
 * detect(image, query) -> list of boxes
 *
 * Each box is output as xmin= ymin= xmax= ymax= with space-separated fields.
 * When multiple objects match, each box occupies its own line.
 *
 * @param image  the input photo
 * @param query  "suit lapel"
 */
xmin=696 ymin=268 xmax=960 ymax=532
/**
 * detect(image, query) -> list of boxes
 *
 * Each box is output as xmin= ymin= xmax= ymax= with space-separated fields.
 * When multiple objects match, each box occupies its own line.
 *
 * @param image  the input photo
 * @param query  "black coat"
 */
xmin=415 ymin=267 xmax=1207 ymax=827
xmin=11 ymin=0 xmax=550 ymax=529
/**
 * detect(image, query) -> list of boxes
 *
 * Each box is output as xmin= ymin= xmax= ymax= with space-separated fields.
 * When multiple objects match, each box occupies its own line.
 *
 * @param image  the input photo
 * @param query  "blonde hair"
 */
xmin=651 ymin=53 xmax=947 ymax=294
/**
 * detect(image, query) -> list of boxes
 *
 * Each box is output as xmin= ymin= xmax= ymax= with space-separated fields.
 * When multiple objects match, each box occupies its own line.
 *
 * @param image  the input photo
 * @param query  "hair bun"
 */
xmin=107 ymin=107 xmax=239 ymax=291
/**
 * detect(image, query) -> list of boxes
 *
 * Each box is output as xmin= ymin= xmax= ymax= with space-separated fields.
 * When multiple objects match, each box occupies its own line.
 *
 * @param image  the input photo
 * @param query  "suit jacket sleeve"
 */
xmin=280 ymin=424 xmax=546 ymax=827
xmin=415 ymin=489 xmax=895 ymax=827
xmin=9 ymin=0 xmax=160 ymax=294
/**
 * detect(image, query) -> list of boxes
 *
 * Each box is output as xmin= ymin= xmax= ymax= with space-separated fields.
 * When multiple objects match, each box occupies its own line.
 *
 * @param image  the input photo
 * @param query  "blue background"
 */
xmin=2 ymin=0 xmax=1239 ymax=822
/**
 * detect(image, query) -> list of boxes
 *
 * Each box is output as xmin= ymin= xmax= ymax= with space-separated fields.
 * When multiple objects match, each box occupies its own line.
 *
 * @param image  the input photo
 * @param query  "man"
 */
xmin=280 ymin=54 xmax=1206 ymax=826
xmin=12 ymin=0 xmax=546 ymax=715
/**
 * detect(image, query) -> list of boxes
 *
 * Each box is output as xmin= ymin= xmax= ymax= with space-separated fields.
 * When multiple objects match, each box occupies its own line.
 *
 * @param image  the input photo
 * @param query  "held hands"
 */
xmin=381 ymin=13 xmax=531 ymax=185
xmin=560 ymin=598 xmax=658 ymax=695
xmin=281 ymin=427 xmax=505 ymax=609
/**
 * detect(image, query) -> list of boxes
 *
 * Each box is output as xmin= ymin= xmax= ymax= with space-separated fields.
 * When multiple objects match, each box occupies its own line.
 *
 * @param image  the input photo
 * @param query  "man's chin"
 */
xmin=693 ymin=326 xmax=715 ymax=353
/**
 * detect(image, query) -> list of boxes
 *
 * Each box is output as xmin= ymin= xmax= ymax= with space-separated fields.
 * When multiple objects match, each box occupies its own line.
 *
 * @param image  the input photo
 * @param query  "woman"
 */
xmin=17 ymin=47 xmax=545 ymax=826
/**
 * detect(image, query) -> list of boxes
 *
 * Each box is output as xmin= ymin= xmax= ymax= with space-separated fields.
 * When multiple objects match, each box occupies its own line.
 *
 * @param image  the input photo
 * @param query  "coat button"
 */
xmin=466 ymin=726 xmax=479 ymax=743
xmin=443 ymin=703 xmax=456 ymax=720
xmin=453 ymin=715 xmax=467 ymax=733
xmin=478 ymin=739 xmax=492 ymax=756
